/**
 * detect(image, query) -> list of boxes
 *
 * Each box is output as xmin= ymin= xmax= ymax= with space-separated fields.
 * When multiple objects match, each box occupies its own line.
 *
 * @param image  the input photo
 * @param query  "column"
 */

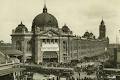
xmin=11 ymin=38 xmax=16 ymax=49
xmin=35 ymin=37 xmax=43 ymax=64
xmin=22 ymin=40 xmax=27 ymax=63
xmin=59 ymin=39 xmax=64 ymax=63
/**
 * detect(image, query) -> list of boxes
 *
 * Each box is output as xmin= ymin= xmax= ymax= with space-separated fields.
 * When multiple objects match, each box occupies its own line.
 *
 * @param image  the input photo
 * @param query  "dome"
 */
xmin=32 ymin=6 xmax=58 ymax=30
xmin=15 ymin=22 xmax=28 ymax=33
xmin=84 ymin=31 xmax=89 ymax=35
xmin=89 ymin=32 xmax=93 ymax=36
xmin=62 ymin=24 xmax=70 ymax=33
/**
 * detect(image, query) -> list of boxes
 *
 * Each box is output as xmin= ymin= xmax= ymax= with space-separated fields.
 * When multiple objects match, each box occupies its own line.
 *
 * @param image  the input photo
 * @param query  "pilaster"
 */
xmin=22 ymin=40 xmax=27 ymax=63
xmin=34 ymin=37 xmax=42 ymax=64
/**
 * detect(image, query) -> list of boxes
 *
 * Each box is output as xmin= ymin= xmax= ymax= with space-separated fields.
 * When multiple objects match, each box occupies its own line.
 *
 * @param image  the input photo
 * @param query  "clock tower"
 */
xmin=99 ymin=19 xmax=106 ymax=39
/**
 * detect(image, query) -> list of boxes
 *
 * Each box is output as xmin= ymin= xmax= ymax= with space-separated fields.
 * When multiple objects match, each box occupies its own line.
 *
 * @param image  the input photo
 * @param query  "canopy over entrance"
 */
xmin=43 ymin=51 xmax=58 ymax=62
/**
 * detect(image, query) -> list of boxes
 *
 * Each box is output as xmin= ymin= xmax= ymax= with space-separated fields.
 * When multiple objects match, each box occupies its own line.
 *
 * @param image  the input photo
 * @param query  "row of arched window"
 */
xmin=42 ymin=39 xmax=58 ymax=44
xmin=16 ymin=41 xmax=31 ymax=52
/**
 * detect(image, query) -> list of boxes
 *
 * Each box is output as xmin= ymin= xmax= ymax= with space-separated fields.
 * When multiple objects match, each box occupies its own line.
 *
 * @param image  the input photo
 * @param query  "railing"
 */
xmin=0 ymin=63 xmax=22 ymax=71
xmin=0 ymin=63 xmax=20 ymax=67
xmin=21 ymin=63 xmax=74 ymax=72
xmin=43 ymin=66 xmax=74 ymax=71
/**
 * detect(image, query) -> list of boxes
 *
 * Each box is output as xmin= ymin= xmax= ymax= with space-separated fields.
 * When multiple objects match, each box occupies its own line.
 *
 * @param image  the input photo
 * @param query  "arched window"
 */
xmin=47 ymin=39 xmax=50 ymax=43
xmin=63 ymin=41 xmax=67 ymax=52
xmin=55 ymin=39 xmax=58 ymax=43
xmin=51 ymin=39 xmax=54 ymax=43
xmin=27 ymin=41 xmax=31 ymax=52
xmin=16 ymin=41 xmax=22 ymax=51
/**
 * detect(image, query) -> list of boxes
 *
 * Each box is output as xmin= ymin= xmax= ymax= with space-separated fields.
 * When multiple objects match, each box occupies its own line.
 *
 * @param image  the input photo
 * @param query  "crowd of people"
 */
xmin=77 ymin=77 xmax=96 ymax=80
xmin=29 ymin=53 xmax=110 ymax=80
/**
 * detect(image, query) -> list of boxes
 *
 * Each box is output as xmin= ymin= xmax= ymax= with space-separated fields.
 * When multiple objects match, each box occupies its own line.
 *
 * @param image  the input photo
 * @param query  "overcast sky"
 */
xmin=0 ymin=0 xmax=120 ymax=43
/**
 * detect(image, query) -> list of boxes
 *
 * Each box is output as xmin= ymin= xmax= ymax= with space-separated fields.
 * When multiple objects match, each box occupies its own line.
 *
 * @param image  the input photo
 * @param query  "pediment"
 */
xmin=41 ymin=30 xmax=59 ymax=37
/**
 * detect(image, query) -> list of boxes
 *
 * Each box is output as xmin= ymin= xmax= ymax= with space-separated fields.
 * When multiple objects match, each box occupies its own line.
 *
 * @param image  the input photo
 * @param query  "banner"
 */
xmin=41 ymin=43 xmax=59 ymax=51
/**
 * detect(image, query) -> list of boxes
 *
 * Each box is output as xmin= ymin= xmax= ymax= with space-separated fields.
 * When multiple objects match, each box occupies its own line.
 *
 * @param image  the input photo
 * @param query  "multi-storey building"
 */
xmin=11 ymin=5 xmax=109 ymax=64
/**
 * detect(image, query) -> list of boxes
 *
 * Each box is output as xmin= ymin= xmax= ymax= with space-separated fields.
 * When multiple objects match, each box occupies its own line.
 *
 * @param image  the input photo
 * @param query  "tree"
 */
xmin=0 ymin=40 xmax=4 ymax=45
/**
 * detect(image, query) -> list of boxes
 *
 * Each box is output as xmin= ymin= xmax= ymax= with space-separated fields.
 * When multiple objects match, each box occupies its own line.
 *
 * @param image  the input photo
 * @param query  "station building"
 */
xmin=11 ymin=5 xmax=109 ymax=64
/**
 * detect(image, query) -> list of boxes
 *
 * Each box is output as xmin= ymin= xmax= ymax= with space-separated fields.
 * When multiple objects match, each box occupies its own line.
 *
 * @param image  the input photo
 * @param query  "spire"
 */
xmin=99 ymin=18 xmax=106 ymax=39
xmin=43 ymin=0 xmax=47 ymax=13
xmin=18 ymin=21 xmax=24 ymax=26
xmin=101 ymin=18 xmax=104 ymax=25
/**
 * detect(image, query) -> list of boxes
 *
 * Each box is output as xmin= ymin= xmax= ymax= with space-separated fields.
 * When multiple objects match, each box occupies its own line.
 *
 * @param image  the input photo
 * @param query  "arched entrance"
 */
xmin=43 ymin=51 xmax=58 ymax=62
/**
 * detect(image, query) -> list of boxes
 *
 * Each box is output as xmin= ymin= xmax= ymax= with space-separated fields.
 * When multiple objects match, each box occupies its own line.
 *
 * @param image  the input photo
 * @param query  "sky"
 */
xmin=0 ymin=0 xmax=120 ymax=43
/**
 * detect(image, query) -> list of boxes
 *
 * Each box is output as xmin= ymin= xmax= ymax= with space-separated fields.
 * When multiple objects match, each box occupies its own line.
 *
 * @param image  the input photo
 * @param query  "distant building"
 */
xmin=0 ymin=51 xmax=8 ymax=64
xmin=0 ymin=42 xmax=23 ymax=63
xmin=11 ymin=5 xmax=109 ymax=64
xmin=107 ymin=44 xmax=120 ymax=68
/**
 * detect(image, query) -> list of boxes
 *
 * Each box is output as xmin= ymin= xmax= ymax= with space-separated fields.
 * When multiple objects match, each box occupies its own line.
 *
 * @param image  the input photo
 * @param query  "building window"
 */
xmin=63 ymin=46 xmax=65 ymax=50
xmin=51 ymin=39 xmax=54 ymax=43
xmin=47 ymin=39 xmax=50 ymax=43
xmin=63 ymin=41 xmax=65 ymax=44
xmin=27 ymin=41 xmax=31 ymax=52
xmin=55 ymin=39 xmax=58 ymax=43
xmin=43 ymin=39 xmax=45 ymax=43
xmin=16 ymin=41 xmax=22 ymax=51
xmin=63 ymin=41 xmax=66 ymax=50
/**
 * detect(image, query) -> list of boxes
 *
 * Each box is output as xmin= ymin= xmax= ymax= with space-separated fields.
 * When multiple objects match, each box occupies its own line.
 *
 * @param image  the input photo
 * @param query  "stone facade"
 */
xmin=11 ymin=5 xmax=109 ymax=64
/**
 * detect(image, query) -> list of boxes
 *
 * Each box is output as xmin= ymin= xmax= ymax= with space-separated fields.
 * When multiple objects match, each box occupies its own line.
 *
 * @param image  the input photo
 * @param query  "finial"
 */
xmin=44 ymin=0 xmax=46 ymax=9
xmin=101 ymin=17 xmax=104 ymax=24
xmin=44 ymin=0 xmax=46 ymax=7
xmin=43 ymin=0 xmax=47 ymax=13
xmin=21 ymin=21 xmax=23 ymax=24
xmin=64 ymin=23 xmax=67 ymax=26
xmin=18 ymin=21 xmax=24 ymax=26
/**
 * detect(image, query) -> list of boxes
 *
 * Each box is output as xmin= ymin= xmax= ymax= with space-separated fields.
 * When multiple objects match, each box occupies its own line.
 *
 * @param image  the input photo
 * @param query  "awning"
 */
xmin=43 ymin=51 xmax=58 ymax=58
xmin=1 ymin=49 xmax=23 ymax=56
xmin=0 ymin=68 xmax=25 ymax=76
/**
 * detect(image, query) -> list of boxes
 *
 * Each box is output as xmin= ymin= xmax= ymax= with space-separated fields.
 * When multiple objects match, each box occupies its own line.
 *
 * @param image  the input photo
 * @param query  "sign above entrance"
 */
xmin=41 ymin=43 xmax=59 ymax=51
